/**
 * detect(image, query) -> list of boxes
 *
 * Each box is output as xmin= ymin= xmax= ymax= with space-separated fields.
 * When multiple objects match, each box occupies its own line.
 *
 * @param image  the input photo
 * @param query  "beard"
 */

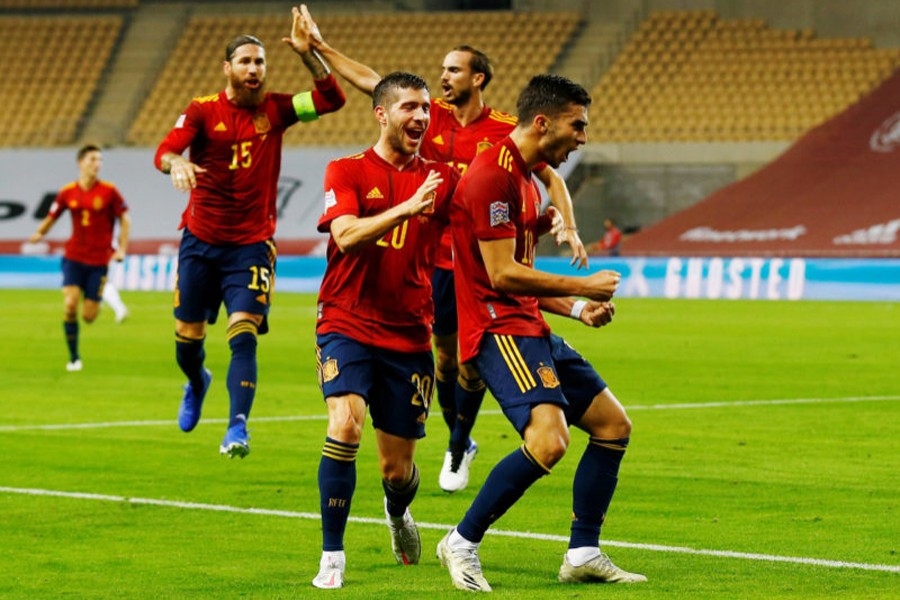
xmin=230 ymin=76 xmax=266 ymax=107
xmin=446 ymin=86 xmax=472 ymax=107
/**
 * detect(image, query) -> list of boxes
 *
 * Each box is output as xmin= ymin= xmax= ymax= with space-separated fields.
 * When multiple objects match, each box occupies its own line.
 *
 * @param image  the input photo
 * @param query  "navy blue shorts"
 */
xmin=316 ymin=332 xmax=433 ymax=440
xmin=431 ymin=267 xmax=457 ymax=337
xmin=61 ymin=258 xmax=108 ymax=301
xmin=174 ymin=229 xmax=276 ymax=333
xmin=473 ymin=333 xmax=607 ymax=437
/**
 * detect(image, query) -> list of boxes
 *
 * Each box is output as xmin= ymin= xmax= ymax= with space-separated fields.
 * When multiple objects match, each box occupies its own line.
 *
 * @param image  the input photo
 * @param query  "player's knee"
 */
xmin=327 ymin=413 xmax=363 ymax=444
xmin=616 ymin=416 xmax=633 ymax=439
xmin=380 ymin=457 xmax=414 ymax=485
xmin=458 ymin=361 xmax=481 ymax=383
xmin=528 ymin=428 xmax=569 ymax=467
xmin=82 ymin=312 xmax=97 ymax=323
xmin=599 ymin=414 xmax=632 ymax=440
xmin=435 ymin=348 xmax=457 ymax=372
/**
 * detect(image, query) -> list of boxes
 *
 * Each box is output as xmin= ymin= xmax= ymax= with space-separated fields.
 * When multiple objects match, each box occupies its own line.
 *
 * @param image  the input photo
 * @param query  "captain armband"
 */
xmin=292 ymin=91 xmax=320 ymax=123
xmin=569 ymin=300 xmax=588 ymax=321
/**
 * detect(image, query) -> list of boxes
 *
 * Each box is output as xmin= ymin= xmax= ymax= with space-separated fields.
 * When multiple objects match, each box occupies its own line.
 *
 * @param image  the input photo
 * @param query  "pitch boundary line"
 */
xmin=1 ymin=486 xmax=897 ymax=574
xmin=2 ymin=395 xmax=898 ymax=433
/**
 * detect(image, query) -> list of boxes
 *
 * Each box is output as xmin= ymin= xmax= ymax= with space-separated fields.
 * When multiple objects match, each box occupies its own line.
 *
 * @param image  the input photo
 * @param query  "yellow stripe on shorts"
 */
xmin=493 ymin=334 xmax=537 ymax=393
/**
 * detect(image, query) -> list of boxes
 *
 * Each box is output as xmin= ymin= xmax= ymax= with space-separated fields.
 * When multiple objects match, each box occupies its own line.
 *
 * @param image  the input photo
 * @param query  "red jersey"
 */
xmin=451 ymin=137 xmax=552 ymax=363
xmin=419 ymin=98 xmax=517 ymax=269
xmin=155 ymin=91 xmax=299 ymax=245
xmin=316 ymin=149 xmax=459 ymax=353
xmin=48 ymin=180 xmax=127 ymax=266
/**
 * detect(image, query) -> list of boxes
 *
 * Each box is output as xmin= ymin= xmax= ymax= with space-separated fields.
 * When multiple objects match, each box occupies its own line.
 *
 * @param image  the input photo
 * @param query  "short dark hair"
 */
xmin=225 ymin=34 xmax=264 ymax=61
xmin=451 ymin=45 xmax=493 ymax=91
xmin=516 ymin=74 xmax=591 ymax=125
xmin=77 ymin=144 xmax=101 ymax=161
xmin=372 ymin=72 xmax=429 ymax=110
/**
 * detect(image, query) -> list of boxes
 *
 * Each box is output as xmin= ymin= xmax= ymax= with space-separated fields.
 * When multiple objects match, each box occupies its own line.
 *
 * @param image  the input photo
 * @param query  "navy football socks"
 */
xmin=175 ymin=332 xmax=206 ymax=390
xmin=63 ymin=319 xmax=79 ymax=362
xmin=569 ymin=437 xmax=629 ymax=549
xmin=226 ymin=320 xmax=258 ymax=427
xmin=319 ymin=437 xmax=359 ymax=551
xmin=435 ymin=367 xmax=459 ymax=436
xmin=449 ymin=374 xmax=487 ymax=456
xmin=383 ymin=464 xmax=420 ymax=518
xmin=457 ymin=445 xmax=549 ymax=543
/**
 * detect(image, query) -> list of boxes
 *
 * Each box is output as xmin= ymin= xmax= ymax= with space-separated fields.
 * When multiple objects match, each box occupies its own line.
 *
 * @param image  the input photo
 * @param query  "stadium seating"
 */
xmin=0 ymin=0 xmax=137 ymax=7
xmin=591 ymin=10 xmax=900 ymax=142
xmin=0 ymin=15 xmax=122 ymax=146
xmin=127 ymin=11 xmax=581 ymax=148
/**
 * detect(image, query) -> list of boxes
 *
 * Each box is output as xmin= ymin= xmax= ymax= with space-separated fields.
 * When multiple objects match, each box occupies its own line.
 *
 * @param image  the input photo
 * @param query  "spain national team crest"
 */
xmin=476 ymin=140 xmax=493 ymax=154
xmin=537 ymin=366 xmax=560 ymax=389
xmin=490 ymin=201 xmax=510 ymax=227
xmin=321 ymin=359 xmax=339 ymax=382
xmin=253 ymin=113 xmax=271 ymax=134
xmin=422 ymin=190 xmax=436 ymax=216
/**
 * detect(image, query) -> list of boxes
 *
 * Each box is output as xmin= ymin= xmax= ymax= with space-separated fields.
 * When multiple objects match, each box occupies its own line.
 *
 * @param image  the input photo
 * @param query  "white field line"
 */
xmin=1 ymin=395 xmax=898 ymax=433
xmin=1 ymin=486 xmax=897 ymax=574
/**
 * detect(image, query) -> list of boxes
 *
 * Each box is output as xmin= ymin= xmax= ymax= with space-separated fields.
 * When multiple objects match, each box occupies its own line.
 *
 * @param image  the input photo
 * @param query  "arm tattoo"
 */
xmin=301 ymin=49 xmax=330 ymax=79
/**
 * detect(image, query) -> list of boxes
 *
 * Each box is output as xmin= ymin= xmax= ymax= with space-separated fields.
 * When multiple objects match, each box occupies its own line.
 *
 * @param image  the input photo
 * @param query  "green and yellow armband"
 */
xmin=293 ymin=92 xmax=320 ymax=123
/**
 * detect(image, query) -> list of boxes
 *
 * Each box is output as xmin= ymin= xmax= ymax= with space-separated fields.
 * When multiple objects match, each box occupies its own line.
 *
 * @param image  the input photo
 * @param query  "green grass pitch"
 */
xmin=0 ymin=289 xmax=897 ymax=598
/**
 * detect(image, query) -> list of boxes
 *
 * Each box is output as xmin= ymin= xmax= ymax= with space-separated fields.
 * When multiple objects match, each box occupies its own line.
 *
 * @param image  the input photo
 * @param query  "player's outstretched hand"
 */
xmin=547 ymin=206 xmax=565 ymax=241
xmin=582 ymin=269 xmax=620 ymax=301
xmin=565 ymin=229 xmax=589 ymax=269
xmin=580 ymin=301 xmax=615 ymax=328
xmin=283 ymin=5 xmax=312 ymax=54
xmin=403 ymin=170 xmax=443 ymax=217
xmin=299 ymin=4 xmax=325 ymax=47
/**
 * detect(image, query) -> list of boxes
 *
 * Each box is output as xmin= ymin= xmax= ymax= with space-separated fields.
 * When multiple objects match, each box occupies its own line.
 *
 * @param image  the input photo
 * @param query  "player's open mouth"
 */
xmin=245 ymin=79 xmax=261 ymax=89
xmin=406 ymin=128 xmax=424 ymax=141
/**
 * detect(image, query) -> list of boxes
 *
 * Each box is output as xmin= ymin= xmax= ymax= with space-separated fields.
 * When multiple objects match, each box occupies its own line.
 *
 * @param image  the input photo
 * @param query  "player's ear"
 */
xmin=534 ymin=114 xmax=550 ymax=135
xmin=223 ymin=60 xmax=231 ymax=77
xmin=472 ymin=71 xmax=485 ymax=90
xmin=374 ymin=105 xmax=388 ymax=126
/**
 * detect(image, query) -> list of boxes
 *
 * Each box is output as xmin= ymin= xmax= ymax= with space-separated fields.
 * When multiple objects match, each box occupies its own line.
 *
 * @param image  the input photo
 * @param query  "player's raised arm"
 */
xmin=298 ymin=4 xmax=382 ymax=95
xmin=282 ymin=5 xmax=347 ymax=118
xmin=535 ymin=165 xmax=588 ymax=269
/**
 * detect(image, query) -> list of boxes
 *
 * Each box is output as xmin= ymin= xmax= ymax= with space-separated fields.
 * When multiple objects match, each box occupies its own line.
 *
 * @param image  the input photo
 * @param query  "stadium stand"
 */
xmin=127 ymin=10 xmax=581 ymax=147
xmin=591 ymin=10 xmax=900 ymax=142
xmin=0 ymin=0 xmax=137 ymax=8
xmin=621 ymin=66 xmax=900 ymax=257
xmin=0 ymin=15 xmax=122 ymax=146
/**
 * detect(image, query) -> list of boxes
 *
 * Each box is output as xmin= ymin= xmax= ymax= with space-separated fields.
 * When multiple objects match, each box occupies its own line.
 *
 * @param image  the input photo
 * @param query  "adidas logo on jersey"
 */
xmin=833 ymin=218 xmax=900 ymax=245
xmin=367 ymin=187 xmax=384 ymax=199
xmin=214 ymin=122 xmax=227 ymax=131
xmin=432 ymin=134 xmax=444 ymax=145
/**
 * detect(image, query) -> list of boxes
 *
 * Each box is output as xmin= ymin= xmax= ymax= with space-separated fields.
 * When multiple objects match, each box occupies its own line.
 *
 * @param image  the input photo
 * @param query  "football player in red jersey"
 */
xmin=312 ymin=72 xmax=460 ymax=589
xmin=29 ymin=144 xmax=130 ymax=372
xmin=298 ymin=5 xmax=589 ymax=492
xmin=436 ymin=74 xmax=645 ymax=592
xmin=154 ymin=7 xmax=346 ymax=458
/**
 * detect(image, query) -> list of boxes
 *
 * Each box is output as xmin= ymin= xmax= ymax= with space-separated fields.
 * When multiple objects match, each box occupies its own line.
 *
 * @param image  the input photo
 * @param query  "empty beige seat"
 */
xmin=591 ymin=10 xmax=900 ymax=143
xmin=0 ymin=15 xmax=122 ymax=147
